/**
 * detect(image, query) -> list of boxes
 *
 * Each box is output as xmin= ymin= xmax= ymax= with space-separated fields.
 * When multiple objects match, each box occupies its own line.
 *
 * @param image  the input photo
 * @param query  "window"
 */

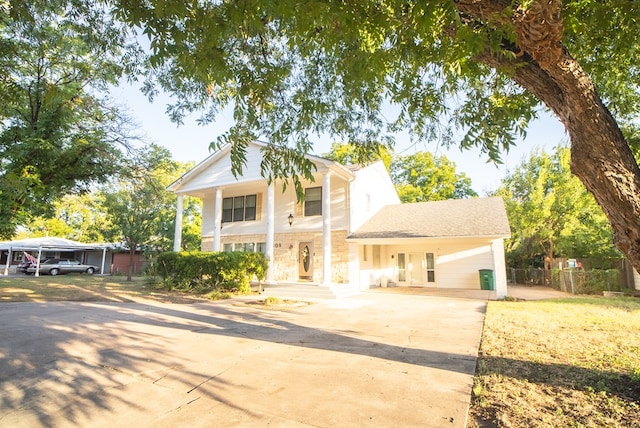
xmin=223 ymin=242 xmax=267 ymax=253
xmin=305 ymin=187 xmax=322 ymax=216
xmin=426 ymin=253 xmax=435 ymax=283
xmin=222 ymin=198 xmax=233 ymax=222
xmin=397 ymin=253 xmax=406 ymax=282
xmin=244 ymin=195 xmax=256 ymax=220
xmin=233 ymin=196 xmax=244 ymax=221
xmin=222 ymin=194 xmax=257 ymax=222
xmin=242 ymin=243 xmax=255 ymax=252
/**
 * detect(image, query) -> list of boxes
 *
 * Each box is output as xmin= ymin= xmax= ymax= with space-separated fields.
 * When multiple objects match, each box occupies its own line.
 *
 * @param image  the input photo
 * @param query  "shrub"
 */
xmin=264 ymin=296 xmax=282 ymax=305
xmin=153 ymin=251 xmax=268 ymax=294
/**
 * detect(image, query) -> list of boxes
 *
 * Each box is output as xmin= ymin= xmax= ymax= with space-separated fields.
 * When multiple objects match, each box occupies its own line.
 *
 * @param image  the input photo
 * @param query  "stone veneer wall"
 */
xmin=200 ymin=230 xmax=349 ymax=284
xmin=201 ymin=236 xmax=213 ymax=252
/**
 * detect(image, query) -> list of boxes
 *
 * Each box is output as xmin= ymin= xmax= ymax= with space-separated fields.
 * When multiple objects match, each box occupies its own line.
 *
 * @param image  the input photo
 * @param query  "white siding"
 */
xmin=197 ymin=174 xmax=352 ymax=239
xmin=180 ymin=144 xmax=266 ymax=193
xmin=201 ymin=196 xmax=216 ymax=237
xmin=350 ymin=161 xmax=400 ymax=232
xmin=357 ymin=244 xmax=395 ymax=289
xmin=436 ymin=240 xmax=494 ymax=289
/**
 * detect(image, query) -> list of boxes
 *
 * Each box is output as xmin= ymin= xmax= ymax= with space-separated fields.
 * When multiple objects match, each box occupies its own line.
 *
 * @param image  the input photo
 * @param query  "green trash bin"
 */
xmin=479 ymin=269 xmax=495 ymax=290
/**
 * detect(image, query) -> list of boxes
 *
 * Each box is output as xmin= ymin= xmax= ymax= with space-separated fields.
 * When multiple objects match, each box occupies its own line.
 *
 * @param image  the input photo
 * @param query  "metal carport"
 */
xmin=0 ymin=237 xmax=109 ymax=276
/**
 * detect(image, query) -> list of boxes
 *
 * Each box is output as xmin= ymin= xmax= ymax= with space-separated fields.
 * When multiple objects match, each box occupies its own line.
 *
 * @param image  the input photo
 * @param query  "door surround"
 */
xmin=298 ymin=242 xmax=314 ymax=280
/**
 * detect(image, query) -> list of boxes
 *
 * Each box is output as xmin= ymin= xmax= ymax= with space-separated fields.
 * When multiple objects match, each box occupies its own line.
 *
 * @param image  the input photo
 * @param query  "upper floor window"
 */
xmin=304 ymin=187 xmax=322 ymax=216
xmin=223 ymin=194 xmax=257 ymax=222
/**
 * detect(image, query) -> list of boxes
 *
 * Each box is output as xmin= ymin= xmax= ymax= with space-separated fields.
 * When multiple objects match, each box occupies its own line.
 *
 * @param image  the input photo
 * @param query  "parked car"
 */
xmin=26 ymin=259 xmax=98 ymax=276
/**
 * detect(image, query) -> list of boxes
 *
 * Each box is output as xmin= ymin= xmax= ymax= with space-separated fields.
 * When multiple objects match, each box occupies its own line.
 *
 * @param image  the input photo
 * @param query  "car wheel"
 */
xmin=86 ymin=267 xmax=95 ymax=275
xmin=49 ymin=268 xmax=59 ymax=276
xmin=25 ymin=272 xmax=33 ymax=275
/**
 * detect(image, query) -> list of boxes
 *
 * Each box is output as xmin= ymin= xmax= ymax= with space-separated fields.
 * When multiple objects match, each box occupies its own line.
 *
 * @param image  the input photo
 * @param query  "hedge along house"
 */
xmin=169 ymin=141 xmax=511 ymax=298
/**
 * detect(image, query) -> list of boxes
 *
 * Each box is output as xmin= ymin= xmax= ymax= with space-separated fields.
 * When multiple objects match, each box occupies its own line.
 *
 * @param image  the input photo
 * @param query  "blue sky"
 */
xmin=112 ymin=82 xmax=568 ymax=195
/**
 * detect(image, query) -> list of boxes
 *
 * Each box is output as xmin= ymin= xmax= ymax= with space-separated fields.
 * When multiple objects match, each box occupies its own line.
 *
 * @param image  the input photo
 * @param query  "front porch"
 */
xmin=258 ymin=281 xmax=360 ymax=300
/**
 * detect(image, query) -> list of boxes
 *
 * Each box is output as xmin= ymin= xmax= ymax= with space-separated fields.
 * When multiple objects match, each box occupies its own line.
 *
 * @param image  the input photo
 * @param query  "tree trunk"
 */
xmin=459 ymin=1 xmax=640 ymax=273
xmin=509 ymin=53 xmax=640 ymax=273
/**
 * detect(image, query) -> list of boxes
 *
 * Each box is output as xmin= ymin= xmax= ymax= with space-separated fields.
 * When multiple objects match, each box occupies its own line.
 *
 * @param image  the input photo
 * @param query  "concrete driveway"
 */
xmin=0 ymin=290 xmax=488 ymax=427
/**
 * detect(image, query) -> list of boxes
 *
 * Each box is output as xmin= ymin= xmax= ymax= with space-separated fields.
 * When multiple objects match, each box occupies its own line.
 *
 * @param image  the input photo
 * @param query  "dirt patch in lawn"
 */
xmin=239 ymin=298 xmax=314 ymax=311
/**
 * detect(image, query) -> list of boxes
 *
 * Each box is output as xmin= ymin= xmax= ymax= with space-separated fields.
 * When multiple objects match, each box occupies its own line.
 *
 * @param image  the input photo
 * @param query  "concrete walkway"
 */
xmin=368 ymin=284 xmax=575 ymax=301
xmin=0 ymin=290 xmax=489 ymax=427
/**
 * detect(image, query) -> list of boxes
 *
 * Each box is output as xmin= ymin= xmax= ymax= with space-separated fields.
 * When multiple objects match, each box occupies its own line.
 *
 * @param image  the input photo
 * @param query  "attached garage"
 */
xmin=346 ymin=197 xmax=511 ymax=298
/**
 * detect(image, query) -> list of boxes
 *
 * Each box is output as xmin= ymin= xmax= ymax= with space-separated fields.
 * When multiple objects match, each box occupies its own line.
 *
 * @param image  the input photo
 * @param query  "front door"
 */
xmin=298 ymin=242 xmax=313 ymax=280
xmin=397 ymin=252 xmax=436 ymax=287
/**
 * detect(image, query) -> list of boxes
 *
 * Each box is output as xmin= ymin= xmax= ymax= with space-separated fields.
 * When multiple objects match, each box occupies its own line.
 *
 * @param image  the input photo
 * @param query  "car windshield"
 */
xmin=42 ymin=259 xmax=59 ymax=264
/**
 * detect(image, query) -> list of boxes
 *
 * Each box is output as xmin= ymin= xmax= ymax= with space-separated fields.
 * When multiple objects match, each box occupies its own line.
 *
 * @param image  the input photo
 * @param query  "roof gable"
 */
xmin=168 ymin=140 xmax=354 ymax=194
xmin=347 ymin=197 xmax=511 ymax=240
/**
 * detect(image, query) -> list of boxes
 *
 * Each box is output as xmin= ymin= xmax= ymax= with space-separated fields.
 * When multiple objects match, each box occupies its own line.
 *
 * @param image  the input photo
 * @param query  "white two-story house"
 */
xmin=169 ymin=141 xmax=511 ymax=297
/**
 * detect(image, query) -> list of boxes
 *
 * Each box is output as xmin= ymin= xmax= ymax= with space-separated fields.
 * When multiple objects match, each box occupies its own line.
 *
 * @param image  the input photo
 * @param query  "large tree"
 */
xmin=101 ymin=145 xmax=200 ymax=280
xmin=496 ymin=146 xmax=619 ymax=267
xmin=391 ymin=152 xmax=477 ymax=202
xmin=0 ymin=1 xmax=140 ymax=238
xmin=323 ymin=141 xmax=393 ymax=171
xmin=18 ymin=194 xmax=110 ymax=243
xmin=110 ymin=1 xmax=640 ymax=270
xmin=323 ymin=142 xmax=475 ymax=201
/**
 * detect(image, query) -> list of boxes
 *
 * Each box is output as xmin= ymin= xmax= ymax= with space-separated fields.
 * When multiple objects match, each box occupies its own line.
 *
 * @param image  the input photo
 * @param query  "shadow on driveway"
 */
xmin=0 ymin=291 xmax=488 ymax=427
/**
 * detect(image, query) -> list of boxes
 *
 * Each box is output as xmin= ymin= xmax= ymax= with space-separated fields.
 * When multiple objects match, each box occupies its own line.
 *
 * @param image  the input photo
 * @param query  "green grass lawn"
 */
xmin=469 ymin=297 xmax=640 ymax=427
xmin=0 ymin=274 xmax=207 ymax=303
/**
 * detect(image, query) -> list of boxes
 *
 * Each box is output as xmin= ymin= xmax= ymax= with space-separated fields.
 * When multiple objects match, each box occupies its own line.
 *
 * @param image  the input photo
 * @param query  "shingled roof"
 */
xmin=347 ymin=197 xmax=511 ymax=240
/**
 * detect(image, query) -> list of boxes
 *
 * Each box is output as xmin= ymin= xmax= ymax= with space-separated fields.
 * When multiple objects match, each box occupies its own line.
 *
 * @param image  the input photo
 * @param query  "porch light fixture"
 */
xmin=288 ymin=213 xmax=294 ymax=227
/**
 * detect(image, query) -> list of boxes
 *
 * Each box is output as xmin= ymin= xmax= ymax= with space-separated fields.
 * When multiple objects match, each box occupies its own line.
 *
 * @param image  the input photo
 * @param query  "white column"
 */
xmin=322 ymin=171 xmax=332 ymax=286
xmin=492 ymin=238 xmax=508 ymax=298
xmin=3 ymin=248 xmax=11 ymax=276
xmin=265 ymin=182 xmax=275 ymax=283
xmin=35 ymin=247 xmax=42 ymax=278
xmin=173 ymin=194 xmax=184 ymax=252
xmin=100 ymin=247 xmax=107 ymax=275
xmin=213 ymin=187 xmax=223 ymax=251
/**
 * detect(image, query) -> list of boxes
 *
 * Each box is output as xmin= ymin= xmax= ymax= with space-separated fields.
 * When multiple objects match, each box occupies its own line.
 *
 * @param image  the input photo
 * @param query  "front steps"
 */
xmin=258 ymin=282 xmax=360 ymax=301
